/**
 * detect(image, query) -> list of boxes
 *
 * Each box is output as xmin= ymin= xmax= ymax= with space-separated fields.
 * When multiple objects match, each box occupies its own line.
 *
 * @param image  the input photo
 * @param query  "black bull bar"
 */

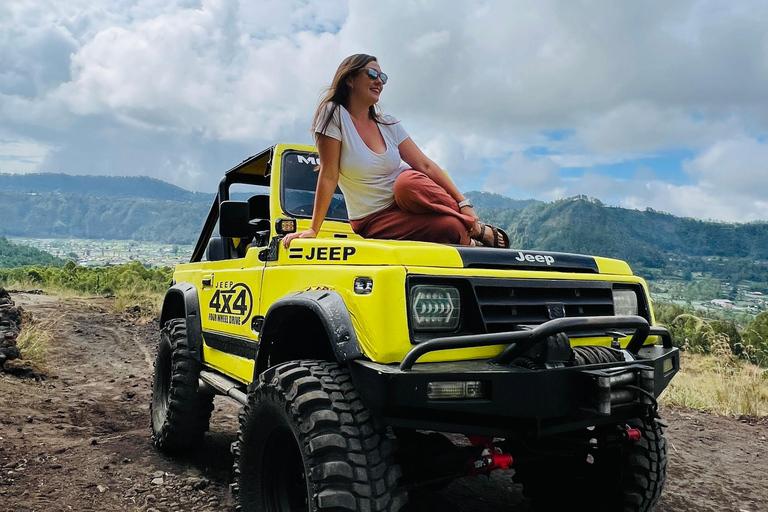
xmin=349 ymin=316 xmax=679 ymax=438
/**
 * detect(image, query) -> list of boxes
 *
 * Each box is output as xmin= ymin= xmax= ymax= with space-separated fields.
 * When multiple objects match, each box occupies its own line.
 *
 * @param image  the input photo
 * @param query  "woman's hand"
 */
xmin=460 ymin=205 xmax=479 ymax=222
xmin=282 ymin=228 xmax=318 ymax=248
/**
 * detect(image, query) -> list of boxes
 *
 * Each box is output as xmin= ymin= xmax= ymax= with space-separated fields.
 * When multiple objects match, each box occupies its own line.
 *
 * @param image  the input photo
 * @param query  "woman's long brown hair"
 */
xmin=312 ymin=54 xmax=393 ymax=137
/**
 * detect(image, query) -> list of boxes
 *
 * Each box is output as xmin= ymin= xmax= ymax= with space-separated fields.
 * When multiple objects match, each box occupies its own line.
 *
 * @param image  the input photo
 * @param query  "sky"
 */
xmin=2 ymin=0 xmax=768 ymax=222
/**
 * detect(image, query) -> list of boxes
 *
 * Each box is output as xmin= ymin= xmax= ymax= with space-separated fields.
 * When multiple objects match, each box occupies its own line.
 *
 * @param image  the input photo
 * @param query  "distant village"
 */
xmin=10 ymin=237 xmax=192 ymax=269
xmin=708 ymin=291 xmax=765 ymax=314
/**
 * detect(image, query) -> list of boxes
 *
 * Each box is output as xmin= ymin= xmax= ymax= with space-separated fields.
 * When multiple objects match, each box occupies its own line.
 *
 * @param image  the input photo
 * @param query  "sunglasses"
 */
xmin=361 ymin=68 xmax=388 ymax=84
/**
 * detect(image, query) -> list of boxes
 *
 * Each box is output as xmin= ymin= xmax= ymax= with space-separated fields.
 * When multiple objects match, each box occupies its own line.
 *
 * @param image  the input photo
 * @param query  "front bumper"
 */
xmin=349 ymin=316 xmax=679 ymax=438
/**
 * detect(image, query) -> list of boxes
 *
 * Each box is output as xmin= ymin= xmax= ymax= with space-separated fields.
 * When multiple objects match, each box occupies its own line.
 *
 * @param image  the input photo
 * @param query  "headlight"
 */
xmin=613 ymin=288 xmax=639 ymax=316
xmin=410 ymin=285 xmax=461 ymax=331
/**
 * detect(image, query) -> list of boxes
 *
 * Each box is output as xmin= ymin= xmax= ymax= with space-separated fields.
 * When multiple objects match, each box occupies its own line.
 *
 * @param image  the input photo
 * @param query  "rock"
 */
xmin=2 ymin=359 xmax=38 ymax=379
xmin=0 ymin=346 xmax=21 ymax=367
xmin=151 ymin=477 xmax=164 ymax=486
xmin=151 ymin=471 xmax=165 ymax=479
xmin=97 ymin=485 xmax=107 ymax=493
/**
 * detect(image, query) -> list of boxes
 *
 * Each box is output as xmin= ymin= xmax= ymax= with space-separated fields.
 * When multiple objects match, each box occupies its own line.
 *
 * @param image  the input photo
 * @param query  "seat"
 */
xmin=205 ymin=236 xmax=226 ymax=261
xmin=233 ymin=194 xmax=271 ymax=258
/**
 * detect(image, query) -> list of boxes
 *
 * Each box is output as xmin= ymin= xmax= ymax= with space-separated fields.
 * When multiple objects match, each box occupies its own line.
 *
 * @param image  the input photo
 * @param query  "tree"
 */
xmin=742 ymin=312 xmax=768 ymax=366
xmin=669 ymin=314 xmax=713 ymax=353
xmin=709 ymin=320 xmax=743 ymax=356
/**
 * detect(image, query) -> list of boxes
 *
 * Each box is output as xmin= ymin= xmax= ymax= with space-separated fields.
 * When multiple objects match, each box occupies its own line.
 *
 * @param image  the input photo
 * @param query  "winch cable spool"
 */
xmin=572 ymin=345 xmax=629 ymax=366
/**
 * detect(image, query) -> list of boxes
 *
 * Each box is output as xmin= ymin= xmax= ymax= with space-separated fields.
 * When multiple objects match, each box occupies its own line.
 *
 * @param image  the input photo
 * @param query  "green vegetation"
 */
xmin=0 ymin=260 xmax=172 ymax=320
xmin=0 ymin=236 xmax=64 ymax=268
xmin=660 ymin=347 xmax=768 ymax=417
xmin=653 ymin=300 xmax=768 ymax=368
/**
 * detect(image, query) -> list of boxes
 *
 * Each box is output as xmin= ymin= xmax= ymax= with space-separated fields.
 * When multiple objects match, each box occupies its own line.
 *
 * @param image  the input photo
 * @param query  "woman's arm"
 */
xmin=398 ymin=137 xmax=478 ymax=220
xmin=282 ymin=134 xmax=341 ymax=247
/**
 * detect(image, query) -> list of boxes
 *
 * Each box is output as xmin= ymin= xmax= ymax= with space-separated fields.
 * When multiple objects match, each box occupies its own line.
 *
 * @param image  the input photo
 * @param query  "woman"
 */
xmin=282 ymin=54 xmax=509 ymax=248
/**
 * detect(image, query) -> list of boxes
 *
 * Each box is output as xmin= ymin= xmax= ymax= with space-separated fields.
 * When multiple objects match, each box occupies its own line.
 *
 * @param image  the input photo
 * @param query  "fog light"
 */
xmin=275 ymin=218 xmax=297 ymax=234
xmin=662 ymin=357 xmax=674 ymax=374
xmin=354 ymin=277 xmax=373 ymax=295
xmin=411 ymin=285 xmax=460 ymax=331
xmin=427 ymin=381 xmax=486 ymax=399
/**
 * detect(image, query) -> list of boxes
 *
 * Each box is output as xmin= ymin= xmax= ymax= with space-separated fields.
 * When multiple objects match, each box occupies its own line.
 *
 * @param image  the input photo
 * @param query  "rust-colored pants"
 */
xmin=350 ymin=170 xmax=475 ymax=245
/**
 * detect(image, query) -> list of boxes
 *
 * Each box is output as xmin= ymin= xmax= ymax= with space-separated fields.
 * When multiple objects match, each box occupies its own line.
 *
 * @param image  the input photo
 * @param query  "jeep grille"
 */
xmin=473 ymin=279 xmax=625 ymax=333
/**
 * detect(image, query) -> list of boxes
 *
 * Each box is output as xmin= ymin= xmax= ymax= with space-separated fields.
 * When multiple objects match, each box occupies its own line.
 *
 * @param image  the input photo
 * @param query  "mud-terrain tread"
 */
xmin=517 ymin=417 xmax=667 ymax=512
xmin=150 ymin=318 xmax=214 ymax=453
xmin=621 ymin=417 xmax=667 ymax=512
xmin=232 ymin=360 xmax=406 ymax=512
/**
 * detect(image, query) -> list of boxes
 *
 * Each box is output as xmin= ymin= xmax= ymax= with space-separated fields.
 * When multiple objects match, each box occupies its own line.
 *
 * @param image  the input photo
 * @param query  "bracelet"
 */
xmin=457 ymin=199 xmax=473 ymax=209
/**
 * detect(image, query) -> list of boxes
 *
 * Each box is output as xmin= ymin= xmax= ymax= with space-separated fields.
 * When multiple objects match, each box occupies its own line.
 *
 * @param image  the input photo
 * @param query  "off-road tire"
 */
xmin=231 ymin=360 xmax=407 ymax=512
xmin=150 ymin=318 xmax=214 ymax=453
xmin=516 ymin=417 xmax=667 ymax=512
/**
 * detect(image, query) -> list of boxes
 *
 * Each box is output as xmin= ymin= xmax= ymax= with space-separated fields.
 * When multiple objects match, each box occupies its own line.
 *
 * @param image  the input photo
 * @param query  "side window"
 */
xmin=281 ymin=152 xmax=348 ymax=221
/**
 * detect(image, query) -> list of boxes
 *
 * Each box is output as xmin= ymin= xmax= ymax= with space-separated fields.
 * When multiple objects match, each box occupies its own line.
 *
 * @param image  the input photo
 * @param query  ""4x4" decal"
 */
xmin=208 ymin=282 xmax=253 ymax=326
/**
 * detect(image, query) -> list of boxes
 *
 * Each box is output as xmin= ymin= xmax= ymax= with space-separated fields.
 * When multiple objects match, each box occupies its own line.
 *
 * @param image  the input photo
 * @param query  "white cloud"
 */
xmin=409 ymin=31 xmax=451 ymax=57
xmin=683 ymin=137 xmax=768 ymax=200
xmin=576 ymin=102 xmax=745 ymax=154
xmin=0 ymin=139 xmax=52 ymax=173
xmin=621 ymin=181 xmax=768 ymax=223
xmin=482 ymin=153 xmax=561 ymax=196
xmin=0 ymin=0 xmax=767 ymax=218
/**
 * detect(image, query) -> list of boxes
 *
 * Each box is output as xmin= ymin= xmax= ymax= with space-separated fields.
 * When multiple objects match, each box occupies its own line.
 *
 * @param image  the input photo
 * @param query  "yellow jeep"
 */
xmin=150 ymin=143 xmax=679 ymax=512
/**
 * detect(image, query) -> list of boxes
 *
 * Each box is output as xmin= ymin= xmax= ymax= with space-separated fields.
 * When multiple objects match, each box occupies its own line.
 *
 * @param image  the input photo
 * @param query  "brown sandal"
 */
xmin=474 ymin=223 xmax=510 ymax=249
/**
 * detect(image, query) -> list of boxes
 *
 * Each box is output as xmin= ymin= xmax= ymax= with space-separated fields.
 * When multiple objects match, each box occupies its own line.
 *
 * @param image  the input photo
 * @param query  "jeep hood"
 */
xmin=282 ymin=239 xmax=633 ymax=276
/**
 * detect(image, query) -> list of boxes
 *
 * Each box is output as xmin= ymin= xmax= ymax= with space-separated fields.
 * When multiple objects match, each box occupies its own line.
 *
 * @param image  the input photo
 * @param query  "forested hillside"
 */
xmin=480 ymin=197 xmax=768 ymax=262
xmin=0 ymin=191 xmax=207 ymax=244
xmin=0 ymin=237 xmax=64 ymax=268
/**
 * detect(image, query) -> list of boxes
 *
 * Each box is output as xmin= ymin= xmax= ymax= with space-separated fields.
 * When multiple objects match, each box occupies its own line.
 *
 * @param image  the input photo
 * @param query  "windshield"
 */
xmin=281 ymin=151 xmax=348 ymax=221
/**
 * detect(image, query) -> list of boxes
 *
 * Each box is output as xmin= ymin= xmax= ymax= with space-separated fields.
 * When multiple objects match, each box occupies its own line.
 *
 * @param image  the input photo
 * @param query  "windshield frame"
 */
xmin=279 ymin=149 xmax=349 ymax=222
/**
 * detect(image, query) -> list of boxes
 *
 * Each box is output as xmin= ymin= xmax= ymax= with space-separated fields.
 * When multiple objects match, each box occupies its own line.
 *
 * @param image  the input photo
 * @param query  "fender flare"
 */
xmin=256 ymin=290 xmax=363 ymax=376
xmin=159 ymin=282 xmax=203 ymax=361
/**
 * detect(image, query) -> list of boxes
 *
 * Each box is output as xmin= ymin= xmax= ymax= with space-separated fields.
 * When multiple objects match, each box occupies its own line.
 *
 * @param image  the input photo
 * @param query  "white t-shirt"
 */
xmin=315 ymin=104 xmax=410 ymax=220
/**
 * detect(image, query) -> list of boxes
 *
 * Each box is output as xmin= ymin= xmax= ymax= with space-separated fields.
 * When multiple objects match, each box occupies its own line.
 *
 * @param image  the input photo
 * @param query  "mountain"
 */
xmin=0 ymin=236 xmax=64 ymax=268
xmin=478 ymin=196 xmax=768 ymax=264
xmin=0 ymin=191 xmax=208 ymax=244
xmin=465 ymin=191 xmax=538 ymax=210
xmin=0 ymin=173 xmax=212 ymax=202
xmin=3 ymin=174 xmax=768 ymax=285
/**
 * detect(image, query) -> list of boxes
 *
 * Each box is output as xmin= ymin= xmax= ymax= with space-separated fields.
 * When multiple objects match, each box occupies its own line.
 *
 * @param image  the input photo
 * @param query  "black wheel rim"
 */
xmin=262 ymin=427 xmax=308 ymax=512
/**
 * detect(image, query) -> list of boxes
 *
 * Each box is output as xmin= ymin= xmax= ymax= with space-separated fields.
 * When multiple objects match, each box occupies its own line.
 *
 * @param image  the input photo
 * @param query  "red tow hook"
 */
xmin=625 ymin=426 xmax=642 ymax=442
xmin=466 ymin=436 xmax=513 ymax=476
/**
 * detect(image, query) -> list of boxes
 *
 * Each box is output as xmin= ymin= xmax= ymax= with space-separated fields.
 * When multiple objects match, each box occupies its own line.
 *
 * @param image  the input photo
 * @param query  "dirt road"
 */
xmin=1 ymin=293 xmax=766 ymax=512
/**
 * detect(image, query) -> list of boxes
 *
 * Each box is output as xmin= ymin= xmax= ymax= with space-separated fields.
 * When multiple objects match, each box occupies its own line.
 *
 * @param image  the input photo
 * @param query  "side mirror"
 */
xmin=219 ymin=201 xmax=261 ymax=238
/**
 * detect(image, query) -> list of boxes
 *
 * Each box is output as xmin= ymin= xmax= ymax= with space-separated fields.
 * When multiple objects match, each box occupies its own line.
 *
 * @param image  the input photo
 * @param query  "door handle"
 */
xmin=202 ymin=275 xmax=213 ymax=288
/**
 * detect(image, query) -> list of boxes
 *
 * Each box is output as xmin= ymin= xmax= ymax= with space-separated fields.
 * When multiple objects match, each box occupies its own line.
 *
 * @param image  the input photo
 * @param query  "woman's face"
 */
xmin=348 ymin=60 xmax=384 ymax=105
